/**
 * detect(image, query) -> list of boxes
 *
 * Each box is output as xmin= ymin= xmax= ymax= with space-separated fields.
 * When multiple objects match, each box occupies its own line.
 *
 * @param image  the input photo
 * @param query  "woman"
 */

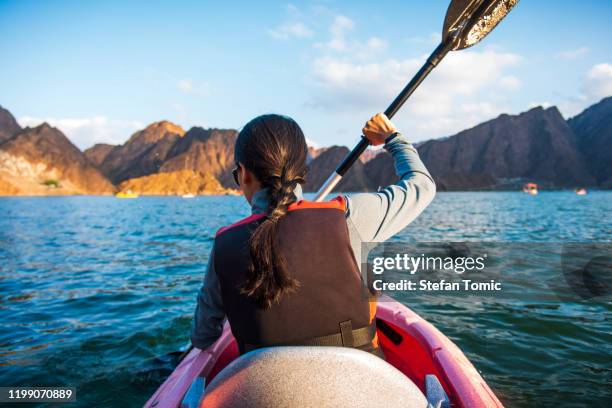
xmin=191 ymin=113 xmax=435 ymax=356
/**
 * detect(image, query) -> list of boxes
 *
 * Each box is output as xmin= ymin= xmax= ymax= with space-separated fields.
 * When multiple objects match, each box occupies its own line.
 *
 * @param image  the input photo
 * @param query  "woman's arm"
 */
xmin=191 ymin=252 xmax=225 ymax=349
xmin=344 ymin=114 xmax=436 ymax=243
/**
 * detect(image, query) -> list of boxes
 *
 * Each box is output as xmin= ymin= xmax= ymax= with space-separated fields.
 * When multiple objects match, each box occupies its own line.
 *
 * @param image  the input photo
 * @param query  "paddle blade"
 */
xmin=443 ymin=0 xmax=519 ymax=50
xmin=443 ymin=0 xmax=481 ymax=40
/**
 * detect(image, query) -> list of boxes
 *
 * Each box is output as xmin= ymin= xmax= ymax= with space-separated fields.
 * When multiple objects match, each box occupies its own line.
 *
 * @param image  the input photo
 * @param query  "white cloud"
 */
xmin=558 ymin=62 xmax=612 ymax=117
xmin=585 ymin=63 xmax=612 ymax=99
xmin=500 ymin=75 xmax=521 ymax=90
xmin=177 ymin=79 xmax=192 ymax=92
xmin=308 ymin=48 xmax=522 ymax=140
xmin=176 ymin=79 xmax=210 ymax=96
xmin=268 ymin=22 xmax=314 ymax=40
xmin=268 ymin=4 xmax=315 ymax=40
xmin=555 ymin=47 xmax=589 ymax=60
xmin=330 ymin=15 xmax=354 ymax=38
xmin=315 ymin=15 xmax=387 ymax=59
xmin=311 ymin=49 xmax=522 ymax=108
xmin=363 ymin=37 xmax=387 ymax=54
xmin=317 ymin=15 xmax=354 ymax=51
xmin=557 ymin=96 xmax=588 ymax=118
xmin=17 ymin=116 xmax=143 ymax=150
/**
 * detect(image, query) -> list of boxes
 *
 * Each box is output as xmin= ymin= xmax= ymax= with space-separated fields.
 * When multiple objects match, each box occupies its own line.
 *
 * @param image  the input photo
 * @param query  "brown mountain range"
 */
xmin=84 ymin=125 xmax=238 ymax=190
xmin=414 ymin=105 xmax=595 ymax=190
xmin=158 ymin=127 xmax=238 ymax=188
xmin=0 ymin=118 xmax=115 ymax=195
xmin=83 ymin=143 xmax=115 ymax=168
xmin=94 ymin=121 xmax=186 ymax=183
xmin=0 ymin=96 xmax=610 ymax=196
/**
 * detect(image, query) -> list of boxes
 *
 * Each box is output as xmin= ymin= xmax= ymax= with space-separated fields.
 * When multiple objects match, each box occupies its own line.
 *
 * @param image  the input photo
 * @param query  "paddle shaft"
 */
xmin=313 ymin=38 xmax=455 ymax=202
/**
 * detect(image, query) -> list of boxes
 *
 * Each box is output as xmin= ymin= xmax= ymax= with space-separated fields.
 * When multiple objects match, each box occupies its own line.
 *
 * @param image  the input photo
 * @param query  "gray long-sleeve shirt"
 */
xmin=191 ymin=134 xmax=436 ymax=349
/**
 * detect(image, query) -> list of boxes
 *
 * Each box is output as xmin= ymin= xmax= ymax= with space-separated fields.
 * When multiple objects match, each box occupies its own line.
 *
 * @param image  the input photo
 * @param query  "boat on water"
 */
xmin=145 ymin=295 xmax=503 ymax=408
xmin=522 ymin=183 xmax=538 ymax=195
xmin=115 ymin=190 xmax=139 ymax=199
xmin=182 ymin=193 xmax=196 ymax=198
xmin=575 ymin=188 xmax=587 ymax=195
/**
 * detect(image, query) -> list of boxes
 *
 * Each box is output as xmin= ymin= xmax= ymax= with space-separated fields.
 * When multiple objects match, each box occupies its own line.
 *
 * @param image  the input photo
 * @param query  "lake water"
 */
xmin=0 ymin=192 xmax=610 ymax=407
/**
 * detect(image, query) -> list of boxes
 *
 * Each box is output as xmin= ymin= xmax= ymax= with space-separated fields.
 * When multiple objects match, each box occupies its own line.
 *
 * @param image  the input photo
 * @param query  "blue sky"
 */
xmin=1 ymin=0 xmax=611 ymax=149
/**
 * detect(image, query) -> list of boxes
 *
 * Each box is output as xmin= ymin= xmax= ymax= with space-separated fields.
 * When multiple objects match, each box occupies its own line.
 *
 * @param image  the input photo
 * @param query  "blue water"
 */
xmin=0 ymin=192 xmax=610 ymax=407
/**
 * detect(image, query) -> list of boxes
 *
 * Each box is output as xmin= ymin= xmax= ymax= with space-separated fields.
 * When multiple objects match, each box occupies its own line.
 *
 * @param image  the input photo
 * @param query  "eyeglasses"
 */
xmin=232 ymin=165 xmax=240 ymax=186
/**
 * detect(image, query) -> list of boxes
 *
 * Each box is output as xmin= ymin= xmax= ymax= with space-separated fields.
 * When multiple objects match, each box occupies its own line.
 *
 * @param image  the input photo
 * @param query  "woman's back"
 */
xmin=214 ymin=196 xmax=374 ymax=354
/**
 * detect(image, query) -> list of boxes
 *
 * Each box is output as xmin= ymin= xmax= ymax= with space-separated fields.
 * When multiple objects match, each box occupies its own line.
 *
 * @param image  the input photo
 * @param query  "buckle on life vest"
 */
xmin=339 ymin=320 xmax=354 ymax=347
xmin=240 ymin=320 xmax=376 ymax=353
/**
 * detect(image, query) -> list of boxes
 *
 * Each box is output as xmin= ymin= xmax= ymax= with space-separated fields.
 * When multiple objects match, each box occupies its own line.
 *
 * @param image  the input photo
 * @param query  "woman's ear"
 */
xmin=241 ymin=167 xmax=261 ymax=190
xmin=240 ymin=167 xmax=262 ymax=204
xmin=240 ymin=166 xmax=252 ymax=186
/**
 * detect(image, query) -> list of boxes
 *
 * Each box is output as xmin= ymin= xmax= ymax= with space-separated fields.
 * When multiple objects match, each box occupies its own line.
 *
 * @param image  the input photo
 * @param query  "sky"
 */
xmin=1 ymin=0 xmax=611 ymax=149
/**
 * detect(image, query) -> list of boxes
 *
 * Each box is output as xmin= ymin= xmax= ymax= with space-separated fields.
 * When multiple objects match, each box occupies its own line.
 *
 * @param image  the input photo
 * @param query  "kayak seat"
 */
xmin=199 ymin=346 xmax=429 ymax=408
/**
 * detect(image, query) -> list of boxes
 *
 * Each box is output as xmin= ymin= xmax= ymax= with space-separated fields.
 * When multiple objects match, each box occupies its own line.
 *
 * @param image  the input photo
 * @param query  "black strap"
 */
xmin=240 ymin=320 xmax=376 ymax=353
xmin=384 ymin=131 xmax=401 ymax=145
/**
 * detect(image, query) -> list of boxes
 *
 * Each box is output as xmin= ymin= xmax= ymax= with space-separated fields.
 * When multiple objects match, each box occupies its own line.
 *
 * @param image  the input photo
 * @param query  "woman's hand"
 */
xmin=362 ymin=113 xmax=398 ymax=146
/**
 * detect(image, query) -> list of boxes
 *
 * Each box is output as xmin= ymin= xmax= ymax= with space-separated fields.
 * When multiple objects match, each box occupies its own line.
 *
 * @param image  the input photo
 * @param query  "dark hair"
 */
xmin=235 ymin=114 xmax=308 ymax=309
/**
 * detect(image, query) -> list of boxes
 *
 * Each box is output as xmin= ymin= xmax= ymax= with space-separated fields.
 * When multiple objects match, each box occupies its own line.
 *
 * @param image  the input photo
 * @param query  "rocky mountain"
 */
xmin=0 ymin=105 xmax=22 ymax=143
xmin=303 ymin=146 xmax=371 ymax=192
xmin=568 ymin=96 xmax=612 ymax=188
xmin=93 ymin=124 xmax=238 ymax=189
xmin=159 ymin=127 xmax=238 ymax=188
xmin=117 ymin=170 xmax=233 ymax=196
xmin=84 ymin=143 xmax=115 ymax=167
xmin=0 ymin=123 xmax=115 ymax=195
xmin=307 ymin=146 xmax=328 ymax=163
xmin=416 ymin=106 xmax=594 ymax=190
xmin=98 ymin=121 xmax=185 ymax=183
xmin=359 ymin=147 xmax=385 ymax=163
xmin=363 ymin=105 xmax=604 ymax=191
xmin=0 ymin=106 xmax=241 ymax=196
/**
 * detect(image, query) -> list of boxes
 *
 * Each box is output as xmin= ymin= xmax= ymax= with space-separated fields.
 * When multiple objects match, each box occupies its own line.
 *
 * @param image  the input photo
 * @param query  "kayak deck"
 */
xmin=145 ymin=296 xmax=503 ymax=408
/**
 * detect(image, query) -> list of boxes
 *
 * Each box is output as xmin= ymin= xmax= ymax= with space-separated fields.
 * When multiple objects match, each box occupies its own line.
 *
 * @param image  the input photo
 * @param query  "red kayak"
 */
xmin=145 ymin=295 xmax=503 ymax=408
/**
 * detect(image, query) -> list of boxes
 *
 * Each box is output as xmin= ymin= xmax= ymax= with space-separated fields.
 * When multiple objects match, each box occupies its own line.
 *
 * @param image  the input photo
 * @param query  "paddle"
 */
xmin=313 ymin=0 xmax=519 ymax=202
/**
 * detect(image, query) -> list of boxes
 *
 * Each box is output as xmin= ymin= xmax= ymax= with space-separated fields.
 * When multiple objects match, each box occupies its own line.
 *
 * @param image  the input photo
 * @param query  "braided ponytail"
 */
xmin=234 ymin=115 xmax=308 ymax=309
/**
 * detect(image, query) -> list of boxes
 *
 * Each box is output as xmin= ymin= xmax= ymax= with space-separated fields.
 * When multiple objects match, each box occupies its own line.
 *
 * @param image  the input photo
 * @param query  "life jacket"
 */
xmin=214 ymin=196 xmax=378 ymax=355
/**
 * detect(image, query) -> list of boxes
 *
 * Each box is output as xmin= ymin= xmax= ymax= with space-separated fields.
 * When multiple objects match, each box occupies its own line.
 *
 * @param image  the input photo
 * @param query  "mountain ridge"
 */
xmin=412 ymin=105 xmax=595 ymax=190
xmin=1 ymin=97 xmax=610 ymax=195
xmin=568 ymin=96 xmax=612 ymax=187
xmin=0 ymin=105 xmax=22 ymax=143
xmin=0 ymin=123 xmax=115 ymax=195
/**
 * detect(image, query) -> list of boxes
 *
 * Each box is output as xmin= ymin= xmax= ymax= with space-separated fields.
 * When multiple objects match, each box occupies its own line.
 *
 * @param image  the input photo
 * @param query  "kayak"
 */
xmin=145 ymin=295 xmax=503 ymax=408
